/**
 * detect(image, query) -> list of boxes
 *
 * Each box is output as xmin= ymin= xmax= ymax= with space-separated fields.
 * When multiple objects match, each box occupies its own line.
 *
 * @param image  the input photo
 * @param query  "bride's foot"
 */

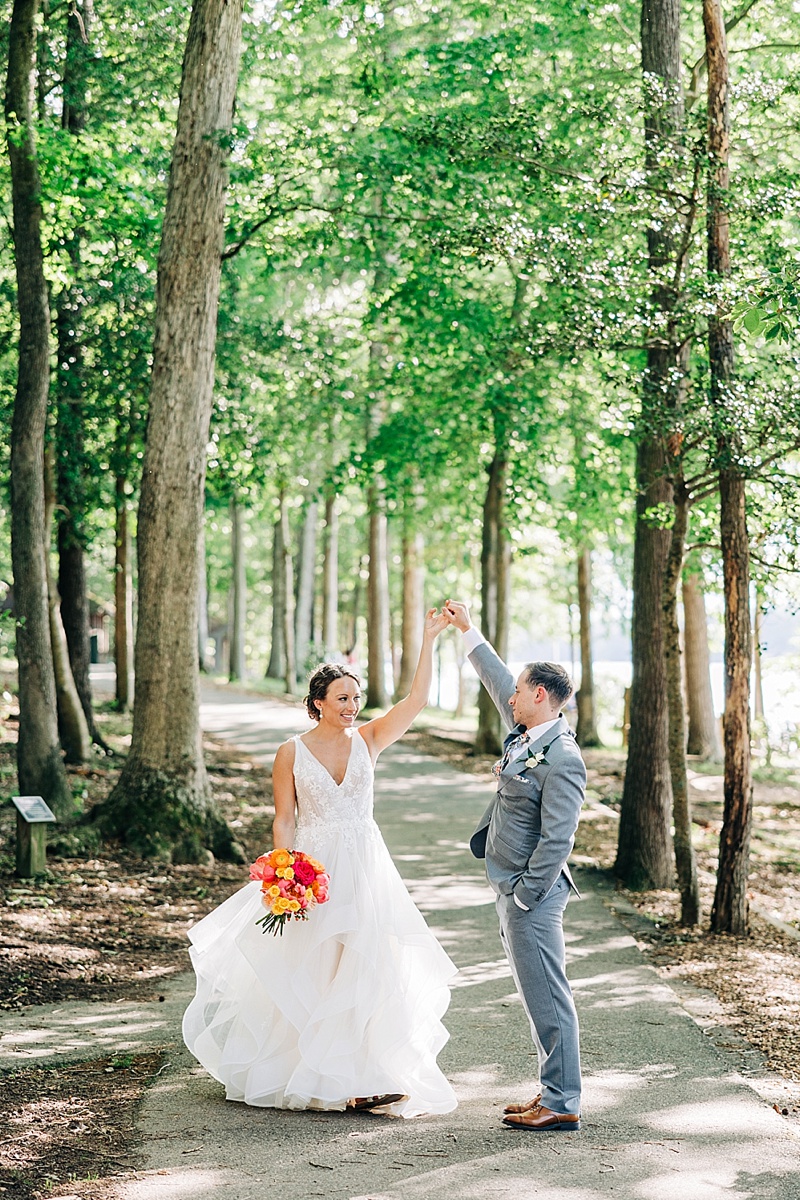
xmin=349 ymin=1094 xmax=407 ymax=1112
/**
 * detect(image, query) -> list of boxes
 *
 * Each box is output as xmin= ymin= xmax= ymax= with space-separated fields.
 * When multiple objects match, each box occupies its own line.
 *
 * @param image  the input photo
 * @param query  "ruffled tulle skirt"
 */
xmin=182 ymin=820 xmax=458 ymax=1116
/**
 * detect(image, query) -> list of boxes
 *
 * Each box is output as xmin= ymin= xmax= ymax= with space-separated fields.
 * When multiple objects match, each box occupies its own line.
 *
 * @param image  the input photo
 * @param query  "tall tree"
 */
xmin=366 ymin=487 xmax=391 ymax=708
xmin=6 ymin=0 xmax=72 ymax=815
xmin=396 ymin=517 xmax=425 ymax=699
xmin=99 ymin=0 xmax=245 ymax=862
xmin=575 ymin=548 xmax=601 ymax=748
xmin=475 ymin=273 xmax=528 ymax=755
xmin=114 ymin=475 xmax=134 ymax=710
xmin=321 ymin=490 xmax=339 ymax=657
xmin=661 ymin=472 xmax=700 ymax=925
xmin=616 ymin=0 xmax=686 ymax=890
xmin=683 ymin=570 xmax=721 ymax=760
xmin=55 ymin=0 xmax=105 ymax=749
xmin=476 ymin=436 xmax=511 ymax=753
xmin=229 ymin=497 xmax=246 ymax=681
xmin=294 ymin=495 xmax=319 ymax=682
xmin=706 ymin=0 xmax=752 ymax=936
xmin=266 ymin=490 xmax=293 ymax=684
xmin=45 ymin=448 xmax=91 ymax=764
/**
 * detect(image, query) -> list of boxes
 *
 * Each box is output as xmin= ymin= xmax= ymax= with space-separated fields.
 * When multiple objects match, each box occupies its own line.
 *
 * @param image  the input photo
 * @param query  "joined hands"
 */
xmin=443 ymin=599 xmax=472 ymax=633
xmin=422 ymin=601 xmax=474 ymax=639
xmin=423 ymin=607 xmax=451 ymax=639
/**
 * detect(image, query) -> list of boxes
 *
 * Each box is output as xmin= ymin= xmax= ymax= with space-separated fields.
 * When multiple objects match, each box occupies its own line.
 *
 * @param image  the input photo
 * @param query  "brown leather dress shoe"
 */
xmin=503 ymin=1093 xmax=542 ymax=1114
xmin=502 ymin=1103 xmax=581 ymax=1132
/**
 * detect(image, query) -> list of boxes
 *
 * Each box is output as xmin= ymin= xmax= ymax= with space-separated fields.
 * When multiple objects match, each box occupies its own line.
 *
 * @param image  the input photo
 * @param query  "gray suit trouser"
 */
xmin=496 ymin=874 xmax=581 ymax=1115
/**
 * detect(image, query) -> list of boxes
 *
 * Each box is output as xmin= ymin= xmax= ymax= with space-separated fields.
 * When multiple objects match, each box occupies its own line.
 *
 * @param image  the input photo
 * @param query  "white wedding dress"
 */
xmin=182 ymin=729 xmax=458 ymax=1116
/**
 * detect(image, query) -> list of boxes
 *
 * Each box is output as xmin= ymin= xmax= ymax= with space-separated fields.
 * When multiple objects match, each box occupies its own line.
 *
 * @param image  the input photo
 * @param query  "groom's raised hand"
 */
xmin=444 ymin=599 xmax=472 ymax=633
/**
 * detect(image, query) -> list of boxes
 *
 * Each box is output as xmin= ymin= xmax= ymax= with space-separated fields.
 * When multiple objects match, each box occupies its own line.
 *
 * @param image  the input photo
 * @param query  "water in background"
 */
xmin=437 ymin=656 xmax=800 ymax=755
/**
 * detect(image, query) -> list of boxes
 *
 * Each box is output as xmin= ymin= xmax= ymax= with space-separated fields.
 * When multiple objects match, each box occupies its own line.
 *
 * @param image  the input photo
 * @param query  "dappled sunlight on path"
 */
xmin=105 ymin=688 xmax=800 ymax=1200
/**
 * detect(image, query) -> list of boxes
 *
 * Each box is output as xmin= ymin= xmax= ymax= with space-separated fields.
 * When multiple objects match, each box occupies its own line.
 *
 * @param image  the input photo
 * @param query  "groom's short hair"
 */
xmin=524 ymin=662 xmax=574 ymax=709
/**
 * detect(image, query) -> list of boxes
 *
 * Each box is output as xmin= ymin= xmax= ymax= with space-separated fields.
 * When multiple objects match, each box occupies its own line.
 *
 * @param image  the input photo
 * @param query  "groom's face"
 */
xmin=509 ymin=672 xmax=549 ymax=729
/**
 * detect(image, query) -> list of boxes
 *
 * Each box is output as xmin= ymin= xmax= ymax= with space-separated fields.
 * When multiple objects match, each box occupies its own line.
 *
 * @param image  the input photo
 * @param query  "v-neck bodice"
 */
xmin=297 ymin=734 xmax=354 ymax=788
xmin=292 ymin=731 xmax=376 ymax=846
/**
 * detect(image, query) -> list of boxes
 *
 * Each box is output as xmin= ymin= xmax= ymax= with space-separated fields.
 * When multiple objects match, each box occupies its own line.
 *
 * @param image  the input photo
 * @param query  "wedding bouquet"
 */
xmin=249 ymin=849 xmax=330 ymax=936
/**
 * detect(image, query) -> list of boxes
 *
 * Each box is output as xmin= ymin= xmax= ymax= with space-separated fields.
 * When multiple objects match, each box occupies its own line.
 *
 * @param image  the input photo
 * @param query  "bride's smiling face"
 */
xmin=316 ymin=677 xmax=362 ymax=727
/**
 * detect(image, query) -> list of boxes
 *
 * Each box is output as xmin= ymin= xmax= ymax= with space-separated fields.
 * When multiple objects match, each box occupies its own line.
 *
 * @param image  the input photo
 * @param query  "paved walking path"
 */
xmin=3 ymin=684 xmax=799 ymax=1198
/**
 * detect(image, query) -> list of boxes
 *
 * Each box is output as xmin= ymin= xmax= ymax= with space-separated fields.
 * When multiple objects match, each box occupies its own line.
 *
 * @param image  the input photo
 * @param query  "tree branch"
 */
xmin=751 ymin=553 xmax=800 ymax=574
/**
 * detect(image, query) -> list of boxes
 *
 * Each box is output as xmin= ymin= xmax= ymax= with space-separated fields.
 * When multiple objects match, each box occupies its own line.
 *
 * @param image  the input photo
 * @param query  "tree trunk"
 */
xmin=342 ymin=560 xmax=363 ymax=658
xmin=476 ymin=449 xmax=511 ymax=754
xmin=366 ymin=487 xmax=391 ymax=708
xmin=198 ymin=515 xmax=209 ymax=672
xmin=282 ymin=506 xmax=296 ymax=694
xmin=396 ymin=527 xmax=424 ymax=698
xmin=45 ymin=451 xmax=92 ymax=765
xmin=662 ymin=481 xmax=700 ymax=925
xmin=321 ymin=491 xmax=338 ymax=656
xmin=683 ymin=570 xmax=721 ymax=759
xmin=55 ymin=0 xmax=102 ymax=747
xmin=57 ymin=530 xmax=95 ymax=722
xmin=753 ymin=587 xmax=765 ymax=722
xmin=229 ymin=497 xmax=246 ymax=681
xmin=294 ymin=496 xmax=319 ymax=681
xmin=266 ymin=494 xmax=288 ymax=680
xmin=114 ymin=476 xmax=134 ymax=710
xmin=454 ymin=637 xmax=467 ymax=719
xmin=705 ymin=0 xmax=752 ymax=936
xmin=616 ymin=0 xmax=685 ymax=890
xmin=6 ymin=0 xmax=72 ymax=815
xmin=575 ymin=547 xmax=601 ymax=747
xmin=616 ymin=437 xmax=675 ymax=889
xmin=61 ymin=0 xmax=92 ymax=134
xmin=100 ymin=0 xmax=245 ymax=863
xmin=712 ymin=472 xmax=752 ymax=933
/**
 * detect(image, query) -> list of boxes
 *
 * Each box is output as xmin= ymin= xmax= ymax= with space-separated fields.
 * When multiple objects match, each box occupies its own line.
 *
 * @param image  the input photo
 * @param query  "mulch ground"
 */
xmin=0 ymin=1053 xmax=163 ymax=1200
xmin=1 ymin=704 xmax=799 ymax=1198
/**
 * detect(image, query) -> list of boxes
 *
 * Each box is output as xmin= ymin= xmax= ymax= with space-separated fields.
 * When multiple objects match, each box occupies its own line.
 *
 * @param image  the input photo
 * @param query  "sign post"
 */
xmin=11 ymin=797 xmax=57 ymax=877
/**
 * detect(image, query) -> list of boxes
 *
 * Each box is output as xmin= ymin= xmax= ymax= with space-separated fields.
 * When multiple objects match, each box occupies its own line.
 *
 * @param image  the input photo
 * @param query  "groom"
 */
xmin=444 ymin=600 xmax=586 ymax=1131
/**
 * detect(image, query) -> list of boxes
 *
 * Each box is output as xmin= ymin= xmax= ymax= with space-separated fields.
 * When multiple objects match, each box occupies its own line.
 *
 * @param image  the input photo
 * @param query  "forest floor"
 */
xmin=0 ymin=690 xmax=799 ymax=1198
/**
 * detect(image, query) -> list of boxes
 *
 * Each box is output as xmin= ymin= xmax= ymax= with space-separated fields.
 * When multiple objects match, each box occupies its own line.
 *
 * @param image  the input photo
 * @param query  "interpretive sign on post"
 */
xmin=12 ymin=796 xmax=56 ymax=878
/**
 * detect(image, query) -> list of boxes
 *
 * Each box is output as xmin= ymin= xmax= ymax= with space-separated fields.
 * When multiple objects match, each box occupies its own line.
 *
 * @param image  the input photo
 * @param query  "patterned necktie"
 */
xmin=493 ymin=730 xmax=529 ymax=777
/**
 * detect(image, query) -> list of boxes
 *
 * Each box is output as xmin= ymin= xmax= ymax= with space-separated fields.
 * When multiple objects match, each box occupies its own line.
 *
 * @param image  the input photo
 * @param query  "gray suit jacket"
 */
xmin=468 ymin=640 xmax=586 ymax=910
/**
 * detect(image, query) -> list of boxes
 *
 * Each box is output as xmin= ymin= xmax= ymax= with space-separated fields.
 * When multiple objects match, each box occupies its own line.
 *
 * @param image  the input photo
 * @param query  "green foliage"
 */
xmin=1 ymin=0 xmax=799 ymax=685
xmin=732 ymin=267 xmax=800 ymax=343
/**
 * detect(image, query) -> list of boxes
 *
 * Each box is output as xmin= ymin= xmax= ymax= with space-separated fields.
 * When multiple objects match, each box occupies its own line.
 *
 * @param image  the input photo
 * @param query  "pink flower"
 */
xmin=249 ymin=854 xmax=275 ymax=882
xmin=293 ymin=859 xmax=316 ymax=887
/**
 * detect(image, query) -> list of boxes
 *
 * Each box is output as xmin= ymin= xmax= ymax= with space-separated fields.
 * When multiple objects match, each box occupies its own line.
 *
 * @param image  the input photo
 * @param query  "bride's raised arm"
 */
xmin=358 ymin=608 xmax=449 ymax=760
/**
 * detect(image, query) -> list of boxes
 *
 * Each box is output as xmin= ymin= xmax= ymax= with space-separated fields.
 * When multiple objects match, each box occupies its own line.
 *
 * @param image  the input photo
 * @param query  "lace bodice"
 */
xmin=293 ymin=731 xmax=378 ymax=847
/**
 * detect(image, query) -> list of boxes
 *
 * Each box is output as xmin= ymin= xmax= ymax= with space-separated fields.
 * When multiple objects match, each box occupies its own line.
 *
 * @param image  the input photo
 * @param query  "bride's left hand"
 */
xmin=423 ymin=607 xmax=450 ymax=639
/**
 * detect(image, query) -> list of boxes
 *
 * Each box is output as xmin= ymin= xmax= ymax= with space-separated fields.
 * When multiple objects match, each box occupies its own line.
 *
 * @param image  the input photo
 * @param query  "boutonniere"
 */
xmin=525 ymin=740 xmax=554 ymax=770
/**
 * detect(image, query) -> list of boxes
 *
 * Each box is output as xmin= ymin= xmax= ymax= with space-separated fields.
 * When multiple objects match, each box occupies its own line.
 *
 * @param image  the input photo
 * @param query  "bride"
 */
xmin=182 ymin=608 xmax=458 ymax=1117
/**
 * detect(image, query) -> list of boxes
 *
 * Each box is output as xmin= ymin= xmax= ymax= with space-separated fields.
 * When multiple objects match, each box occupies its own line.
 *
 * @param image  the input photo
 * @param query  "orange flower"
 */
xmin=272 ymin=849 xmax=293 ymax=869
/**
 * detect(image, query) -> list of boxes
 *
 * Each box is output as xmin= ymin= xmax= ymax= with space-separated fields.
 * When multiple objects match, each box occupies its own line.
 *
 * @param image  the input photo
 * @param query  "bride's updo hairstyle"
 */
xmin=304 ymin=663 xmax=362 ymax=722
